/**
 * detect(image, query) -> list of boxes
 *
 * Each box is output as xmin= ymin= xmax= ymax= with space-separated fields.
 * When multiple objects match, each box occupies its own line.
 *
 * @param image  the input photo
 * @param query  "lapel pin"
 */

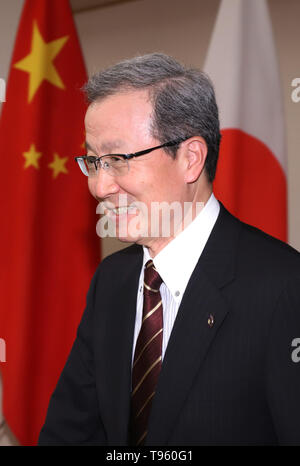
xmin=207 ymin=314 xmax=214 ymax=328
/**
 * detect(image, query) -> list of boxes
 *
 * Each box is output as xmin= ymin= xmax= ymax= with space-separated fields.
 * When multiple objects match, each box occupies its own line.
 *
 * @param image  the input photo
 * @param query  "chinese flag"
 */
xmin=204 ymin=0 xmax=287 ymax=242
xmin=0 ymin=0 xmax=99 ymax=445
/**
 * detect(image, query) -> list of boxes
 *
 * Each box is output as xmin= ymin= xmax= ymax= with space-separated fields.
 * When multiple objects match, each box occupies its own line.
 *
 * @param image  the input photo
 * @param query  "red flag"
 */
xmin=204 ymin=0 xmax=287 ymax=242
xmin=0 ymin=0 xmax=99 ymax=445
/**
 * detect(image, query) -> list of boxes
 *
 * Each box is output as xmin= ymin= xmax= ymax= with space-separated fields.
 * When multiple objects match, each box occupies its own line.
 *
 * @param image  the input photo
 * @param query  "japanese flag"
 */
xmin=205 ymin=0 xmax=287 ymax=241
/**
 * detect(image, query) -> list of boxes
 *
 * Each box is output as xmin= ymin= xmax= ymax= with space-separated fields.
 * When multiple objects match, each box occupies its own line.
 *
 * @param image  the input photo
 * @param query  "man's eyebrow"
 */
xmin=85 ymin=140 xmax=124 ymax=155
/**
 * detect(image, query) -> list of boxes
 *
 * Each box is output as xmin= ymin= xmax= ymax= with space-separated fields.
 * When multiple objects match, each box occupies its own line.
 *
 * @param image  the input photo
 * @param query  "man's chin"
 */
xmin=116 ymin=235 xmax=136 ymax=243
xmin=116 ymin=232 xmax=148 ymax=245
xmin=114 ymin=216 xmax=148 ymax=244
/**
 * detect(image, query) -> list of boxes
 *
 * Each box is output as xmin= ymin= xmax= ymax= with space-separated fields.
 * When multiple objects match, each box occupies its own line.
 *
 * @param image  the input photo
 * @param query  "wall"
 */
xmin=0 ymin=0 xmax=299 ymax=259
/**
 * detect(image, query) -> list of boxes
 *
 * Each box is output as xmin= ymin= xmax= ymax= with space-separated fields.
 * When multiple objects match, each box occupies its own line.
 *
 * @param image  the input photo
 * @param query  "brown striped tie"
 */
xmin=130 ymin=260 xmax=163 ymax=446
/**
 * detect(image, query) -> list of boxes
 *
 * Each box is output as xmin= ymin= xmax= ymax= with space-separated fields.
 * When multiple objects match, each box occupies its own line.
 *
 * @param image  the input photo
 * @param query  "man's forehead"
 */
xmin=84 ymin=89 xmax=153 ymax=152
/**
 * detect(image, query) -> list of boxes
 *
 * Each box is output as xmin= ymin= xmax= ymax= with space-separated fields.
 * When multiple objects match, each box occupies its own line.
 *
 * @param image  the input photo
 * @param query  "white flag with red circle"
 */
xmin=205 ymin=0 xmax=287 ymax=241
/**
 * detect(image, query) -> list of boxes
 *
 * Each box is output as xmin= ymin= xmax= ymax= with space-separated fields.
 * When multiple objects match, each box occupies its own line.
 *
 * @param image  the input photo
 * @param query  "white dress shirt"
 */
xmin=132 ymin=193 xmax=220 ymax=365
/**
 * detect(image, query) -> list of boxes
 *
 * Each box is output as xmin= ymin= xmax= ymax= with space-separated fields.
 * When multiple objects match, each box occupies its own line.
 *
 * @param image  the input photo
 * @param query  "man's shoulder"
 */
xmin=102 ymin=243 xmax=142 ymax=263
xmin=95 ymin=243 xmax=143 ymax=277
xmin=86 ymin=244 xmax=143 ymax=300
xmin=235 ymin=213 xmax=300 ymax=276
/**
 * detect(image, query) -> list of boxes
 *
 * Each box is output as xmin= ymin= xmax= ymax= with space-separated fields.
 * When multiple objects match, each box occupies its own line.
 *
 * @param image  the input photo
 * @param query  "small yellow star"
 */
xmin=48 ymin=153 xmax=68 ymax=179
xmin=14 ymin=21 xmax=68 ymax=102
xmin=23 ymin=143 xmax=42 ymax=169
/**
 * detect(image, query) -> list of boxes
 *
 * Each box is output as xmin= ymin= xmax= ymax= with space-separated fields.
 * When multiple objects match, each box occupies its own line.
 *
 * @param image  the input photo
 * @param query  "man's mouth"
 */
xmin=105 ymin=205 xmax=137 ymax=215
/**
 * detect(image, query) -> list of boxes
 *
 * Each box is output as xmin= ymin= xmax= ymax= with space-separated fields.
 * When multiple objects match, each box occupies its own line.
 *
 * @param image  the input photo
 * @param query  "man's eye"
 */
xmin=102 ymin=156 xmax=123 ymax=169
xmin=85 ymin=157 xmax=97 ymax=173
xmin=109 ymin=156 xmax=125 ymax=165
xmin=102 ymin=159 xmax=110 ymax=169
xmin=86 ymin=156 xmax=96 ymax=165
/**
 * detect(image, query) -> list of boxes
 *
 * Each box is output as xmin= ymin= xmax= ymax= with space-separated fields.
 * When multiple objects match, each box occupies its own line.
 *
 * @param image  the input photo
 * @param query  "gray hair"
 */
xmin=83 ymin=53 xmax=221 ymax=182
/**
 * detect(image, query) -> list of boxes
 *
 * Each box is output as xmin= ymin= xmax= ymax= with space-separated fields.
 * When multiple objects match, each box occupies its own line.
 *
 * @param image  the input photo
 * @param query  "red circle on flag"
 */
xmin=213 ymin=128 xmax=287 ymax=242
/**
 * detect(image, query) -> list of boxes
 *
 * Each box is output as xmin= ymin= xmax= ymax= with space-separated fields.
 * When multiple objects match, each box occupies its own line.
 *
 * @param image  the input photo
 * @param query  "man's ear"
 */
xmin=182 ymin=137 xmax=208 ymax=183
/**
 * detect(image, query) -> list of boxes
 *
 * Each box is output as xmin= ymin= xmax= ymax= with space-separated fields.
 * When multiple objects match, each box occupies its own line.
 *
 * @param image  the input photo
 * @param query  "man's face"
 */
xmin=84 ymin=89 xmax=188 ymax=254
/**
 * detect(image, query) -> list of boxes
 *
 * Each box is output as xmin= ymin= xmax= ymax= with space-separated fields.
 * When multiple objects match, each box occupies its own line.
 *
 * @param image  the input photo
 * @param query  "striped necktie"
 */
xmin=130 ymin=260 xmax=163 ymax=446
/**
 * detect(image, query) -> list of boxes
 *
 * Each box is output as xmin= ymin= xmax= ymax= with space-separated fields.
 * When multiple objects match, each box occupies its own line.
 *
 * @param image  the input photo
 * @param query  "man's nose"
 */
xmin=88 ymin=167 xmax=119 ymax=201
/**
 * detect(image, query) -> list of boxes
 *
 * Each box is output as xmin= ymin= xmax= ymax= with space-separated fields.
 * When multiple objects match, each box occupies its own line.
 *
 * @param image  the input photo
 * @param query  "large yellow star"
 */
xmin=23 ymin=143 xmax=42 ymax=169
xmin=14 ymin=21 xmax=68 ymax=102
xmin=48 ymin=153 xmax=68 ymax=179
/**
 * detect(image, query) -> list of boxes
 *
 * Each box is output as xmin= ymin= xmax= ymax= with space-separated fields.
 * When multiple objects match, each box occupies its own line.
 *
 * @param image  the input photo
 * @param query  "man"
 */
xmin=39 ymin=53 xmax=300 ymax=445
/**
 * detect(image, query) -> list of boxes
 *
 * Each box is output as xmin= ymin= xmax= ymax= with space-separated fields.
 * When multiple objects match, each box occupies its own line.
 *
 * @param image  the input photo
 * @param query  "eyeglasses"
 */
xmin=75 ymin=137 xmax=189 ymax=177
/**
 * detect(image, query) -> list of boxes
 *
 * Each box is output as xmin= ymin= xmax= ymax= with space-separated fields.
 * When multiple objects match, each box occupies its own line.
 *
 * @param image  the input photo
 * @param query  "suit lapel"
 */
xmin=146 ymin=204 xmax=242 ymax=445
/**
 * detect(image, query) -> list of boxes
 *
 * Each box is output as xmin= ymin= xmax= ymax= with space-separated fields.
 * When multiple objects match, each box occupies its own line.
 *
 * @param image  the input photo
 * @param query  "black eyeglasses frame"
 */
xmin=74 ymin=136 xmax=189 ymax=171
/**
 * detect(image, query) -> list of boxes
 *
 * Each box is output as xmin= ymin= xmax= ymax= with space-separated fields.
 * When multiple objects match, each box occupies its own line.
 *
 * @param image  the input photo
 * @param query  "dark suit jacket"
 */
xmin=39 ymin=203 xmax=300 ymax=445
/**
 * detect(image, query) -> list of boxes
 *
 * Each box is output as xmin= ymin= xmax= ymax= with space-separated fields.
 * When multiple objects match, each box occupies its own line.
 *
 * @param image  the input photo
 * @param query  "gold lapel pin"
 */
xmin=207 ymin=314 xmax=214 ymax=328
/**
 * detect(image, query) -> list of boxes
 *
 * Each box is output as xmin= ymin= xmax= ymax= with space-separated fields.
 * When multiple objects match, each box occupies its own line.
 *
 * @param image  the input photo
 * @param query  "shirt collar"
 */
xmin=142 ymin=193 xmax=220 ymax=304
